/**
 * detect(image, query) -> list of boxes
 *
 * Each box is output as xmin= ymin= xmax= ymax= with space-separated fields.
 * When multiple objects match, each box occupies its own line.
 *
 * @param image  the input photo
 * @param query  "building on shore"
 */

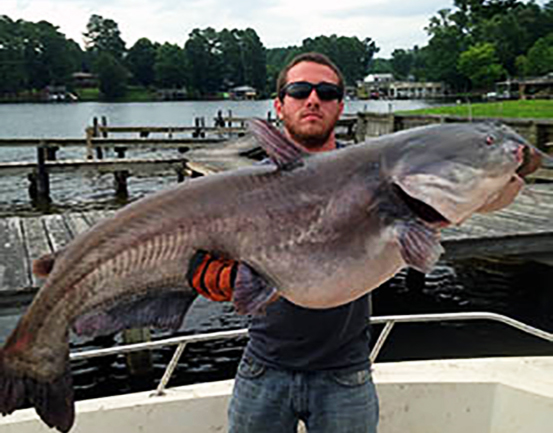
xmin=495 ymin=73 xmax=553 ymax=100
xmin=229 ymin=85 xmax=257 ymax=100
xmin=359 ymin=73 xmax=446 ymax=99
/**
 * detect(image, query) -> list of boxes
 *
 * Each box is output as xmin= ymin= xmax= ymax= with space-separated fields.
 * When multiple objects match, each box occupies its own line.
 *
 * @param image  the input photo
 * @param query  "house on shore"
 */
xmin=229 ymin=85 xmax=257 ymax=100
xmin=495 ymin=73 xmax=553 ymax=99
xmin=360 ymin=74 xmax=446 ymax=99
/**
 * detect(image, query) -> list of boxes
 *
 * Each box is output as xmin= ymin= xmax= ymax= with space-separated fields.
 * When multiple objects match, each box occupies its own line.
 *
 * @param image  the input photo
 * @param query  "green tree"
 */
xmin=127 ymin=38 xmax=158 ymax=86
xmin=266 ymin=46 xmax=300 ymax=92
xmin=217 ymin=28 xmax=267 ymax=93
xmin=0 ymin=16 xmax=82 ymax=93
xmin=458 ymin=42 xmax=505 ymax=89
xmin=390 ymin=49 xmax=413 ymax=80
xmin=95 ymin=52 xmax=127 ymax=99
xmin=525 ymin=33 xmax=553 ymax=76
xmin=368 ymin=58 xmax=393 ymax=74
xmin=154 ymin=43 xmax=188 ymax=88
xmin=218 ymin=29 xmax=244 ymax=88
xmin=237 ymin=28 xmax=266 ymax=93
xmin=424 ymin=9 xmax=470 ymax=90
xmin=0 ymin=16 xmax=28 ymax=93
xmin=184 ymin=27 xmax=223 ymax=96
xmin=24 ymin=20 xmax=81 ymax=88
xmin=301 ymin=35 xmax=378 ymax=85
xmin=84 ymin=14 xmax=126 ymax=60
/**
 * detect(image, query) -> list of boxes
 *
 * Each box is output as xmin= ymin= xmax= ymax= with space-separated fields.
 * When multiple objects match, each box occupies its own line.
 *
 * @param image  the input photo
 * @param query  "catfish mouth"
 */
xmin=516 ymin=144 xmax=544 ymax=178
xmin=393 ymin=184 xmax=450 ymax=227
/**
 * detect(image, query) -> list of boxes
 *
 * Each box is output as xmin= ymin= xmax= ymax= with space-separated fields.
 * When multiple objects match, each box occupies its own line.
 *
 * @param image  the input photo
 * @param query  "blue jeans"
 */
xmin=228 ymin=355 xmax=379 ymax=433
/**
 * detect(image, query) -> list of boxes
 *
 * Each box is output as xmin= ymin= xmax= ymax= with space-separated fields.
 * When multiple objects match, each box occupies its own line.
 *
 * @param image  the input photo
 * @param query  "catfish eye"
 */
xmin=486 ymin=136 xmax=495 ymax=146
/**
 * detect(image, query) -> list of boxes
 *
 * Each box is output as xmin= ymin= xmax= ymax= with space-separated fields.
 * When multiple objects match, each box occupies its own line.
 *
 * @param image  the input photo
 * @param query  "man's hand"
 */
xmin=188 ymin=251 xmax=237 ymax=302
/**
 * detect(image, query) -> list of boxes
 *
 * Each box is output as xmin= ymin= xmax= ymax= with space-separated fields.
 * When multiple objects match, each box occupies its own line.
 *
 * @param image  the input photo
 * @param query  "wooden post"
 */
xmin=388 ymin=113 xmax=397 ymax=134
xmin=177 ymin=161 xmax=187 ymax=182
xmin=199 ymin=117 xmax=206 ymax=138
xmin=101 ymin=116 xmax=108 ymax=138
xmin=85 ymin=126 xmax=94 ymax=160
xmin=33 ymin=144 xmax=51 ymax=209
xmin=114 ymin=147 xmax=127 ymax=158
xmin=46 ymin=146 xmax=59 ymax=161
xmin=93 ymin=117 xmax=103 ymax=159
xmin=215 ymin=110 xmax=225 ymax=127
xmin=123 ymin=328 xmax=153 ymax=377
xmin=114 ymin=170 xmax=129 ymax=201
xmin=405 ymin=269 xmax=426 ymax=293
xmin=193 ymin=117 xmax=200 ymax=138
xmin=355 ymin=113 xmax=368 ymax=143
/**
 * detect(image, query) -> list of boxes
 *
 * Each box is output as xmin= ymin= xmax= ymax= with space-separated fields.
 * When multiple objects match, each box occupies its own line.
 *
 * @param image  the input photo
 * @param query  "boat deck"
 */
xmin=1 ymin=356 xmax=551 ymax=433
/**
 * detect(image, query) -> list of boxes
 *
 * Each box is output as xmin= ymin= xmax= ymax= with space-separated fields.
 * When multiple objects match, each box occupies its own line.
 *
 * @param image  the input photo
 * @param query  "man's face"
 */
xmin=275 ymin=61 xmax=344 ymax=151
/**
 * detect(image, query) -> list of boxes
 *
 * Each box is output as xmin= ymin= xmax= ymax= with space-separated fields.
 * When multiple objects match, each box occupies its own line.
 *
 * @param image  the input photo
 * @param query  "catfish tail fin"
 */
xmin=0 ymin=346 xmax=75 ymax=433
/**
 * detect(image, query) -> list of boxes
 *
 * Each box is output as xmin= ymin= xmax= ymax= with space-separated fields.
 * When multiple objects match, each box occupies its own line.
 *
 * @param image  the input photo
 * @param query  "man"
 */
xmin=191 ymin=52 xmax=379 ymax=432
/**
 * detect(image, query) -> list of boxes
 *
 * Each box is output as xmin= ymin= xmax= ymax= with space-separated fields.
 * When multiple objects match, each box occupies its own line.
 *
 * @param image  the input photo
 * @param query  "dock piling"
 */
xmin=30 ymin=144 xmax=51 ymax=209
xmin=114 ymin=170 xmax=129 ymax=201
xmin=92 ymin=117 xmax=104 ymax=159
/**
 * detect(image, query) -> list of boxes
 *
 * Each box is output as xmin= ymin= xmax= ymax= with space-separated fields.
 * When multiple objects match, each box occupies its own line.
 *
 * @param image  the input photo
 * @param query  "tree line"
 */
xmin=2 ymin=1 xmax=553 ymax=100
xmin=0 ymin=14 xmax=377 ymax=100
xmin=379 ymin=0 xmax=553 ymax=92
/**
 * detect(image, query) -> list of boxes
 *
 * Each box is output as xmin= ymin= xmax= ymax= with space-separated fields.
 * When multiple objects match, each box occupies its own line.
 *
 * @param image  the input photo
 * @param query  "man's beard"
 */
xmin=287 ymin=122 xmax=334 ymax=150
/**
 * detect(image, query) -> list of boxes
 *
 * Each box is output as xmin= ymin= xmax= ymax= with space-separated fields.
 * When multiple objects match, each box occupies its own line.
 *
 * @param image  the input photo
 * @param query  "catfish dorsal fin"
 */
xmin=247 ymin=118 xmax=306 ymax=170
xmin=32 ymin=251 xmax=60 ymax=278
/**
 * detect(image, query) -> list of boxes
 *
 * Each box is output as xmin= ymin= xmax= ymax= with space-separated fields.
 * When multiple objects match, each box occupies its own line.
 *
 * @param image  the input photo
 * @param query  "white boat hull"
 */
xmin=1 ymin=356 xmax=551 ymax=433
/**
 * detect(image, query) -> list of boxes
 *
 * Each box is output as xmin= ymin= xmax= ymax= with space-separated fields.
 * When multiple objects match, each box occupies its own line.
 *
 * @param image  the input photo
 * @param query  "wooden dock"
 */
xmin=1 ymin=171 xmax=552 ymax=302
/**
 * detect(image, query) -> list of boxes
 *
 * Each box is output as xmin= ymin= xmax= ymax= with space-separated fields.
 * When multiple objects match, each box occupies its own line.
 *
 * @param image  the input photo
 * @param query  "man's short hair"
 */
xmin=276 ymin=52 xmax=345 ymax=101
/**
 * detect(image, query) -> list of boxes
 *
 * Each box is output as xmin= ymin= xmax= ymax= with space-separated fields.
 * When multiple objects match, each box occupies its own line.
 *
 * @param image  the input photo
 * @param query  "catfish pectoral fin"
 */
xmin=0 ymin=349 xmax=74 ymax=433
xmin=232 ymin=262 xmax=279 ymax=316
xmin=73 ymin=291 xmax=197 ymax=338
xmin=397 ymin=220 xmax=444 ymax=274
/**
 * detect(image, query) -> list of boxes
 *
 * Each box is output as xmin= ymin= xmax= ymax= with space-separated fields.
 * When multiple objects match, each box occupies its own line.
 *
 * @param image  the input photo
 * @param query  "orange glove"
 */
xmin=188 ymin=251 xmax=237 ymax=302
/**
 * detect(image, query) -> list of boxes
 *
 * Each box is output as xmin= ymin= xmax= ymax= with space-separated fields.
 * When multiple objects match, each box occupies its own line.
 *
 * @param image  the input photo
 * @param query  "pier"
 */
xmin=1 ymin=178 xmax=552 ymax=301
xmin=0 ymin=113 xmax=552 ymax=299
xmin=0 ymin=115 xmax=357 ymax=209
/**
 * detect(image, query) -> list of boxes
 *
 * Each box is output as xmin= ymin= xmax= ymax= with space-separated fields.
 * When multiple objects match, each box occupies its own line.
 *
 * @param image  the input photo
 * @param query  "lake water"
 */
xmin=0 ymin=99 xmax=430 ymax=139
xmin=0 ymin=99 xmax=433 ymax=216
xmin=0 ymin=100 xmax=551 ymax=401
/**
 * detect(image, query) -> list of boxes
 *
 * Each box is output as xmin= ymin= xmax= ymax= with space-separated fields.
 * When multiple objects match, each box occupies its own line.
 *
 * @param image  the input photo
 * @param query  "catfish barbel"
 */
xmin=0 ymin=119 xmax=545 ymax=432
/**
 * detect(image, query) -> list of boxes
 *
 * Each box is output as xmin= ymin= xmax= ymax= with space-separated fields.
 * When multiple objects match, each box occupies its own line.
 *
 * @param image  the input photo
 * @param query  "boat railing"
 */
xmin=68 ymin=311 xmax=553 ymax=397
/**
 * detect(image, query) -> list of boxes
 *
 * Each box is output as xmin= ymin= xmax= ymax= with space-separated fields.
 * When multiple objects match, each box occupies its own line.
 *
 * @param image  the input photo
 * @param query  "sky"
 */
xmin=2 ymin=0 xmax=549 ymax=58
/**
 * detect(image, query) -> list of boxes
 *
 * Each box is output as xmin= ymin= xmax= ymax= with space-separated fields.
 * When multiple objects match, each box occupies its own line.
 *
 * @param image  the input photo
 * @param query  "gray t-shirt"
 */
xmin=244 ymin=140 xmax=372 ymax=372
xmin=245 ymin=295 xmax=372 ymax=371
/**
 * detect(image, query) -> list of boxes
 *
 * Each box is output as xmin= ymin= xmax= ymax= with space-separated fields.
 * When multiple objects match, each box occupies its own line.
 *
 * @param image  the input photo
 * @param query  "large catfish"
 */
xmin=0 ymin=119 xmax=544 ymax=432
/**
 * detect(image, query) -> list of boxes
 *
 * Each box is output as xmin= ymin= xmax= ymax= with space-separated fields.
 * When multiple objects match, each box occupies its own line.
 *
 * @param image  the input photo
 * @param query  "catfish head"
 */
xmin=383 ymin=122 xmax=543 ymax=225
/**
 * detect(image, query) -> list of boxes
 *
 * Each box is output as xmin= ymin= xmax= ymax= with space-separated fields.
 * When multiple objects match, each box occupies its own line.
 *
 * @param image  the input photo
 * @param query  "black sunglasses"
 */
xmin=279 ymin=81 xmax=344 ymax=102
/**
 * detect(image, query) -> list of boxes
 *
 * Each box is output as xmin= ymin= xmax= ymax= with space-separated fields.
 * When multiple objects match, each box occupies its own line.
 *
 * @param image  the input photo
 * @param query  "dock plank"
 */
xmin=20 ymin=218 xmax=52 ymax=287
xmin=42 ymin=214 xmax=72 ymax=251
xmin=82 ymin=210 xmax=115 ymax=226
xmin=0 ymin=179 xmax=551 ymax=296
xmin=0 ymin=218 xmax=31 ymax=291
xmin=64 ymin=213 xmax=93 ymax=238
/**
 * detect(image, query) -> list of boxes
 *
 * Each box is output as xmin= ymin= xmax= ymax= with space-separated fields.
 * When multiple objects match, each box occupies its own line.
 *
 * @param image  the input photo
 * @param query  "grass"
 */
xmin=74 ymin=88 xmax=101 ymax=102
xmin=74 ymin=86 xmax=156 ymax=102
xmin=403 ymin=99 xmax=553 ymax=120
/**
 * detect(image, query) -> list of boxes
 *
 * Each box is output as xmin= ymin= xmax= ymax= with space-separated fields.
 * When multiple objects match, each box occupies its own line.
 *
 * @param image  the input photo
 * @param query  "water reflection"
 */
xmin=2 ymin=257 xmax=549 ymax=401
